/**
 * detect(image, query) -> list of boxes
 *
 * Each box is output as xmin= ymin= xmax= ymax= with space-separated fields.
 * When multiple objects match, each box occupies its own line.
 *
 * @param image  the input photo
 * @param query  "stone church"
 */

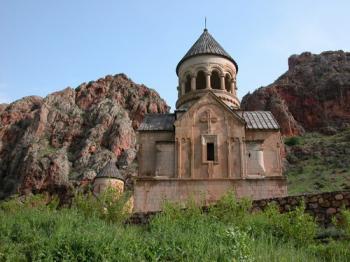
xmin=134 ymin=29 xmax=287 ymax=212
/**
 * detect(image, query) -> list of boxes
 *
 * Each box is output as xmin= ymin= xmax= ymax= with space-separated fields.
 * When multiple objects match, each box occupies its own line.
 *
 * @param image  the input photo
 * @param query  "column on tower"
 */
xmin=191 ymin=75 xmax=196 ymax=91
xmin=181 ymin=81 xmax=185 ymax=96
xmin=206 ymin=71 xmax=211 ymax=89
xmin=231 ymin=80 xmax=235 ymax=95
xmin=220 ymin=74 xmax=225 ymax=90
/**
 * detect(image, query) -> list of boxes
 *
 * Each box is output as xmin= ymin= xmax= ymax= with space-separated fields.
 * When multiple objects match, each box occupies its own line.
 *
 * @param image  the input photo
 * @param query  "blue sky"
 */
xmin=1 ymin=1 xmax=349 ymax=110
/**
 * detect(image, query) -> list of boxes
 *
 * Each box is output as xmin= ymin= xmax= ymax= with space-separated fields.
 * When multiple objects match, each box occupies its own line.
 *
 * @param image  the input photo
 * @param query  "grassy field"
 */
xmin=1 ymin=192 xmax=350 ymax=261
xmin=285 ymin=127 xmax=350 ymax=195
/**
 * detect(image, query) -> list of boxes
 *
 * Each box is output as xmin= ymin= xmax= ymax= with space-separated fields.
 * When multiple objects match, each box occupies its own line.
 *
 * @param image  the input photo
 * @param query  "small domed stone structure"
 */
xmin=93 ymin=161 xmax=125 ymax=195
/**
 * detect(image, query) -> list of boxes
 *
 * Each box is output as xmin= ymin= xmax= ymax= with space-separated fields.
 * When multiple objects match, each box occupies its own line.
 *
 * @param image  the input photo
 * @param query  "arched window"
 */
xmin=211 ymin=70 xmax=220 ymax=89
xmin=185 ymin=74 xmax=191 ymax=93
xmin=225 ymin=74 xmax=231 ymax=92
xmin=196 ymin=70 xmax=206 ymax=90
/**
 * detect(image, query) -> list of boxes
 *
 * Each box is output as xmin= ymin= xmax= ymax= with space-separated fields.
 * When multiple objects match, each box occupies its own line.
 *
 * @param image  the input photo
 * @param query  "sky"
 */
xmin=1 ymin=1 xmax=350 ymax=111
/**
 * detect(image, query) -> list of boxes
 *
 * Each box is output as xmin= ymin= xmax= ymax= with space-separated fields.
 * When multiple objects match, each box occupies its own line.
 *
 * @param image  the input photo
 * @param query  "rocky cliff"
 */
xmin=0 ymin=74 xmax=169 ymax=200
xmin=241 ymin=51 xmax=350 ymax=136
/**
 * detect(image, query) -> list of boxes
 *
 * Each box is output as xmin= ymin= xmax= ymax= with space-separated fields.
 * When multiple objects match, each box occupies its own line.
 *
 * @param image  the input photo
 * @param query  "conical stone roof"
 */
xmin=176 ymin=29 xmax=238 ymax=74
xmin=96 ymin=161 xmax=124 ymax=181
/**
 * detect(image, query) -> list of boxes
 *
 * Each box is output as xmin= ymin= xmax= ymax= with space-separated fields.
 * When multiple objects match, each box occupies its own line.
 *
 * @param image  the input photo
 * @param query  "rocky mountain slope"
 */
xmin=241 ymin=51 xmax=350 ymax=136
xmin=0 ymin=74 xmax=169 ymax=200
xmin=285 ymin=128 xmax=350 ymax=194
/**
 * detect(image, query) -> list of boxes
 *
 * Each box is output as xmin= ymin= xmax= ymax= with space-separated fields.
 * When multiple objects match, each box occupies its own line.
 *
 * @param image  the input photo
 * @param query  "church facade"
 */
xmin=134 ymin=29 xmax=287 ymax=212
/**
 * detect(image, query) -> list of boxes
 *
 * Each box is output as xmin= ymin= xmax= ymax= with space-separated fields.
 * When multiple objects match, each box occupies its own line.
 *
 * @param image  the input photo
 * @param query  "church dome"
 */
xmin=176 ymin=29 xmax=238 ymax=75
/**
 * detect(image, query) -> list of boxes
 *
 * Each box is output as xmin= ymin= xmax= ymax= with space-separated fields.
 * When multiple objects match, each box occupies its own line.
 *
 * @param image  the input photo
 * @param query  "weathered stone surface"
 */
xmin=326 ymin=207 xmax=337 ymax=215
xmin=309 ymin=196 xmax=318 ymax=202
xmin=0 ymin=73 xmax=169 ymax=201
xmin=320 ymin=200 xmax=331 ymax=208
xmin=335 ymin=193 xmax=344 ymax=200
xmin=241 ymin=51 xmax=350 ymax=136
xmin=253 ymin=191 xmax=350 ymax=226
xmin=308 ymin=203 xmax=318 ymax=209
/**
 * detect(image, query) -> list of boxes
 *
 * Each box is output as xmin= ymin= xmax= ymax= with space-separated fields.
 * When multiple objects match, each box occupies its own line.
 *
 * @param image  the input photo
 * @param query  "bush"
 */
xmin=73 ymin=187 xmax=131 ymax=224
xmin=208 ymin=191 xmax=252 ymax=226
xmin=335 ymin=208 xmax=350 ymax=237
xmin=285 ymin=136 xmax=301 ymax=146
xmin=308 ymin=240 xmax=350 ymax=261
xmin=0 ymin=194 xmax=59 ymax=214
xmin=148 ymin=199 xmax=253 ymax=261
xmin=0 ymin=204 xmax=145 ymax=261
xmin=248 ymin=202 xmax=317 ymax=246
xmin=207 ymin=192 xmax=317 ymax=246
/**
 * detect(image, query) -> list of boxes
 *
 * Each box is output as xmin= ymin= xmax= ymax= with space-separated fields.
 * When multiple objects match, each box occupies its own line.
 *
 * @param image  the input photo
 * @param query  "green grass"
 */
xmin=1 ymin=192 xmax=350 ymax=261
xmin=285 ymin=128 xmax=350 ymax=195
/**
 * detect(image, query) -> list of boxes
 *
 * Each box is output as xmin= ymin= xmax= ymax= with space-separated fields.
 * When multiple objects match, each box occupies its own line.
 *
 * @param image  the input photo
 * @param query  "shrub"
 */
xmin=285 ymin=136 xmax=301 ymax=146
xmin=334 ymin=208 xmax=350 ymax=237
xmin=148 ymin=200 xmax=253 ymax=261
xmin=308 ymin=240 xmax=350 ymax=261
xmin=0 ymin=204 xmax=145 ymax=261
xmin=248 ymin=202 xmax=317 ymax=246
xmin=208 ymin=191 xmax=252 ymax=226
xmin=0 ymin=194 xmax=59 ymax=214
xmin=73 ymin=187 xmax=131 ymax=224
xmin=207 ymin=192 xmax=317 ymax=246
xmin=286 ymin=153 xmax=299 ymax=164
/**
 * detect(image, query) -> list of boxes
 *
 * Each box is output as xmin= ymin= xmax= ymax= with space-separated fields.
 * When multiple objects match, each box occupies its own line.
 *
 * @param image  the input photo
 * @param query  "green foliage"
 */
xmin=148 ymin=199 xmax=253 ymax=261
xmin=248 ymin=202 xmax=317 ymax=246
xmin=334 ymin=208 xmax=350 ymax=237
xmin=284 ymin=136 xmax=301 ymax=146
xmin=0 ymin=192 xmax=348 ymax=261
xmin=209 ymin=191 xmax=252 ymax=225
xmin=0 ymin=195 xmax=253 ymax=261
xmin=0 ymin=194 xmax=59 ymax=214
xmin=208 ymin=192 xmax=317 ymax=246
xmin=308 ymin=240 xmax=350 ymax=262
xmin=252 ymin=233 xmax=317 ymax=262
xmin=0 ymin=204 xmax=146 ymax=261
xmin=73 ymin=187 xmax=131 ymax=224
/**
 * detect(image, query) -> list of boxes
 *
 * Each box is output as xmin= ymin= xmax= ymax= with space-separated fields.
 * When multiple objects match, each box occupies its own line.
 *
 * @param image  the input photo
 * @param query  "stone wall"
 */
xmin=252 ymin=191 xmax=350 ymax=226
xmin=129 ymin=190 xmax=350 ymax=226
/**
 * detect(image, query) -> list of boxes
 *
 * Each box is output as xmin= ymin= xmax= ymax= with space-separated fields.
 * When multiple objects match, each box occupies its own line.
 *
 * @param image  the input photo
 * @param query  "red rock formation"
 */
xmin=0 ymin=74 xmax=169 ymax=200
xmin=241 ymin=51 xmax=350 ymax=136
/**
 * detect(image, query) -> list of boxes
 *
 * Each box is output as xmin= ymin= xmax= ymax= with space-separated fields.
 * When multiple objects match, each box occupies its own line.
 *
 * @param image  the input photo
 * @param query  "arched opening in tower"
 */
xmin=185 ymin=75 xmax=191 ymax=93
xmin=211 ymin=71 xmax=220 ymax=89
xmin=196 ymin=71 xmax=206 ymax=90
xmin=225 ymin=74 xmax=231 ymax=92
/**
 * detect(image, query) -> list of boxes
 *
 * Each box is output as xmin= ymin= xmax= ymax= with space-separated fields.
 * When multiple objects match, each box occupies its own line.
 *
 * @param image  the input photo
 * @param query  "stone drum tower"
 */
xmin=176 ymin=29 xmax=240 ymax=110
